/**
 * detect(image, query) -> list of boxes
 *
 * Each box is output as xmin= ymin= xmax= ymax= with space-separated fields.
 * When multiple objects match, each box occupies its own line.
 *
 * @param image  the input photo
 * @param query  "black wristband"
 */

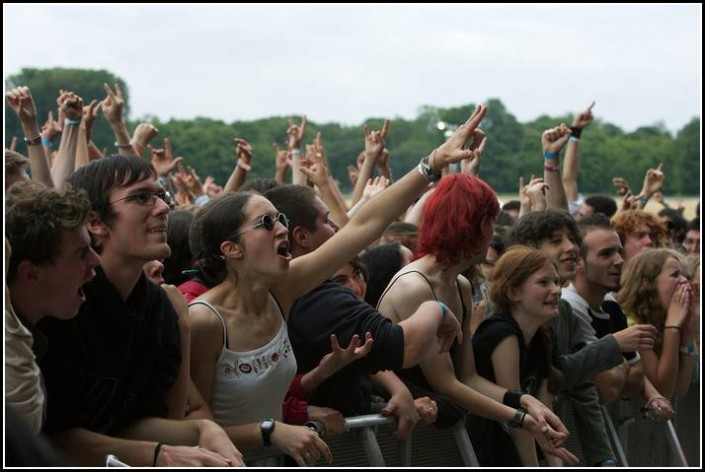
xmin=569 ymin=126 xmax=583 ymax=139
xmin=503 ymin=389 xmax=523 ymax=410
xmin=153 ymin=442 xmax=164 ymax=467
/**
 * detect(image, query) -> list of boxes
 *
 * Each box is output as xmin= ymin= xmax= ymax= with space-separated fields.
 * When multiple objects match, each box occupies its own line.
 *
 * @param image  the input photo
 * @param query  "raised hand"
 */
xmin=612 ymin=176 xmax=631 ymax=196
xmin=347 ymin=165 xmax=360 ymax=187
xmin=362 ymin=176 xmax=391 ymax=201
xmin=318 ymin=333 xmax=374 ymax=375
xmin=461 ymin=130 xmax=487 ymax=176
xmin=149 ymin=138 xmax=183 ymax=177
xmin=57 ymin=90 xmax=84 ymax=121
xmin=6 ymin=86 xmax=38 ymax=126
xmin=234 ymin=137 xmax=253 ymax=171
xmin=41 ymin=110 xmax=62 ymax=143
xmin=82 ymin=99 xmax=100 ymax=142
xmin=203 ymin=175 xmax=223 ymax=197
xmin=273 ymin=142 xmax=291 ymax=172
xmin=300 ymin=143 xmax=330 ymax=188
xmin=363 ymin=119 xmax=390 ymax=162
xmin=132 ymin=122 xmax=159 ymax=154
xmin=434 ymin=105 xmax=487 ymax=169
xmin=572 ymin=101 xmax=595 ymax=128
xmin=100 ymin=83 xmax=125 ymax=124
xmin=287 ymin=115 xmax=307 ymax=150
xmin=640 ymin=163 xmax=665 ymax=197
xmin=620 ymin=191 xmax=639 ymax=212
xmin=522 ymin=176 xmax=550 ymax=212
xmin=541 ymin=123 xmax=571 ymax=154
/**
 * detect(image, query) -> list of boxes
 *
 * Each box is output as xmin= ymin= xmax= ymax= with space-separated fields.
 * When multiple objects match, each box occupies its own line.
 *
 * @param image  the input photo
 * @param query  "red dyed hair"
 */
xmin=416 ymin=174 xmax=499 ymax=266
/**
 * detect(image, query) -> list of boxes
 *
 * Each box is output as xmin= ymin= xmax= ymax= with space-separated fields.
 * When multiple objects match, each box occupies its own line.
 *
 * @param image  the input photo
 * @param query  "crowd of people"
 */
xmin=5 ymin=86 xmax=700 ymax=467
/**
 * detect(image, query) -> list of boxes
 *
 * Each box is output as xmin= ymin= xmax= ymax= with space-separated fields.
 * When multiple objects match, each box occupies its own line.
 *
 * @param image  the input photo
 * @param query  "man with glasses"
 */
xmin=36 ymin=155 xmax=243 ymax=466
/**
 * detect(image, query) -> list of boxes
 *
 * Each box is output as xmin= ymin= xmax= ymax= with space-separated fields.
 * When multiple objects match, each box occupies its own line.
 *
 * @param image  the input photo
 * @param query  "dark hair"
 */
xmin=489 ymin=233 xmax=506 ymax=255
xmin=361 ymin=242 xmax=407 ymax=308
xmin=163 ymin=210 xmax=195 ymax=285
xmin=240 ymin=178 xmax=282 ymax=194
xmin=265 ymin=185 xmax=319 ymax=247
xmin=502 ymin=200 xmax=521 ymax=213
xmin=66 ymin=154 xmax=156 ymax=225
xmin=658 ymin=208 xmax=688 ymax=245
xmin=6 ymin=181 xmax=91 ymax=283
xmin=687 ymin=217 xmax=700 ymax=233
xmin=584 ymin=195 xmax=618 ymax=218
xmin=190 ymin=192 xmax=255 ymax=287
xmin=576 ymin=213 xmax=615 ymax=258
xmin=416 ymin=174 xmax=499 ymax=266
xmin=509 ymin=210 xmax=581 ymax=249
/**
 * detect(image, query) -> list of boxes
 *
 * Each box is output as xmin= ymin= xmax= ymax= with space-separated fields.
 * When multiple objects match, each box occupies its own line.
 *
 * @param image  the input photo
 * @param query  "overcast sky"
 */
xmin=3 ymin=4 xmax=701 ymax=133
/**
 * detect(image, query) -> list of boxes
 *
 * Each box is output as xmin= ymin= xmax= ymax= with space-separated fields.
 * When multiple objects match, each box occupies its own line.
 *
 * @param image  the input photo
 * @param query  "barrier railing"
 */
xmin=243 ymin=413 xmax=479 ymax=467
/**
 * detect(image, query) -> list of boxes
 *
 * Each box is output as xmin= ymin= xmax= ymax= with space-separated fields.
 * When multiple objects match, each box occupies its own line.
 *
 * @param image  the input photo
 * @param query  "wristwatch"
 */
xmin=509 ymin=409 xmax=526 ymax=429
xmin=260 ymin=418 xmax=276 ymax=446
xmin=417 ymin=154 xmax=442 ymax=183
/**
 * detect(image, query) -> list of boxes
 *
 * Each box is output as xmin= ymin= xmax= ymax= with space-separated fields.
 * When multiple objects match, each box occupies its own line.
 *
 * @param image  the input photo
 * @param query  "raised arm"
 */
xmin=272 ymin=142 xmax=291 ymax=183
xmin=300 ymin=134 xmax=350 ymax=228
xmin=6 ymin=86 xmax=53 ymax=187
xmin=51 ymin=91 xmax=84 ymax=188
xmin=100 ymin=83 xmax=137 ymax=156
xmin=562 ymin=101 xmax=594 ymax=205
xmin=542 ymin=123 xmax=571 ymax=211
xmin=351 ymin=120 xmax=390 ymax=206
xmin=279 ymin=105 xmax=489 ymax=305
xmin=287 ymin=115 xmax=308 ymax=185
xmin=223 ymin=138 xmax=253 ymax=194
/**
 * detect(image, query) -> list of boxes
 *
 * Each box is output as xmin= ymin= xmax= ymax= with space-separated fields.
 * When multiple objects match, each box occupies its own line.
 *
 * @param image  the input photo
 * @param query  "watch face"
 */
xmin=262 ymin=419 xmax=274 ymax=430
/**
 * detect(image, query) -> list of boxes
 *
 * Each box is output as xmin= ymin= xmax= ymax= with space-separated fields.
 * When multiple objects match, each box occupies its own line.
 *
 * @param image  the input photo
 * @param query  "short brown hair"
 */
xmin=6 ymin=181 xmax=91 ymax=282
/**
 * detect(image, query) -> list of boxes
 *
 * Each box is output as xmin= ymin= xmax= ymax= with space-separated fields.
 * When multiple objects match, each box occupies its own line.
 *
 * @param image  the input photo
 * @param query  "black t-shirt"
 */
xmin=468 ymin=312 xmax=548 ymax=466
xmin=38 ymin=267 xmax=181 ymax=435
xmin=597 ymin=300 xmax=637 ymax=362
xmin=288 ymin=281 xmax=404 ymax=416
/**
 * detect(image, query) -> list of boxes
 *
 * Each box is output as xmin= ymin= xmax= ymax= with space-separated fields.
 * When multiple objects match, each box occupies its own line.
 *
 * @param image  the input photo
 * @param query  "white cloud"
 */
xmin=4 ymin=3 xmax=701 ymax=132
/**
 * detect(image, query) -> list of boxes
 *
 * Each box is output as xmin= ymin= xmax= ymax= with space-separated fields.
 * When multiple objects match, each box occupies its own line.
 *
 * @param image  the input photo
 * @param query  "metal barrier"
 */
xmin=243 ymin=413 xmax=479 ymax=467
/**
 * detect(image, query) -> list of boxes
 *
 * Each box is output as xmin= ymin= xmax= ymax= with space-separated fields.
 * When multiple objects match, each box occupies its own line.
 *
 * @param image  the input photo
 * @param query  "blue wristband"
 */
xmin=438 ymin=301 xmax=448 ymax=318
xmin=41 ymin=137 xmax=52 ymax=147
xmin=543 ymin=151 xmax=558 ymax=160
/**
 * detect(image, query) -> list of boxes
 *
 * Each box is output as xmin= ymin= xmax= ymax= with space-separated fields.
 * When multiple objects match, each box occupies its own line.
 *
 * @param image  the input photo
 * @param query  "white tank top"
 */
xmin=190 ymin=296 xmax=297 ymax=426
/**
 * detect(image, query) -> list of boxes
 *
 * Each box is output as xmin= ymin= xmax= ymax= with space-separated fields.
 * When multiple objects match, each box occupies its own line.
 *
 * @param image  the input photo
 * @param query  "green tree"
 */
xmin=5 ymin=68 xmax=129 ymax=150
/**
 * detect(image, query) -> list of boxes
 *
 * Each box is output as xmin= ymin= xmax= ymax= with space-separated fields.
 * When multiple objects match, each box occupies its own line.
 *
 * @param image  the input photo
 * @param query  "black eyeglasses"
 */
xmin=109 ymin=188 xmax=175 ymax=210
xmin=231 ymin=212 xmax=289 ymax=239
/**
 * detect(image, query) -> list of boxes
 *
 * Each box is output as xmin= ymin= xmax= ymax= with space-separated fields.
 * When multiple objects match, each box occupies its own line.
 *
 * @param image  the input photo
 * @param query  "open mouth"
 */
xmin=277 ymin=240 xmax=292 ymax=260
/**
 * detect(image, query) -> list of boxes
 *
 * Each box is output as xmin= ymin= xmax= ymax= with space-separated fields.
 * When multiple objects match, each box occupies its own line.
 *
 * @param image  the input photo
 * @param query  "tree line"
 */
xmin=5 ymin=67 xmax=700 ymax=195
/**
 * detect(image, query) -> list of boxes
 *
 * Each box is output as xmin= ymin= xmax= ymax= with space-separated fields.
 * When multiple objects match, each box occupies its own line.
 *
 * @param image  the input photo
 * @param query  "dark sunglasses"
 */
xmin=231 ymin=212 xmax=289 ymax=239
xmin=110 ymin=188 xmax=175 ymax=209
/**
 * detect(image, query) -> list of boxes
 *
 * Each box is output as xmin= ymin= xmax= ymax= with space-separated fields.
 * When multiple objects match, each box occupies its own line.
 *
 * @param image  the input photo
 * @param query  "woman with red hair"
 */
xmin=377 ymin=173 xmax=577 ymax=465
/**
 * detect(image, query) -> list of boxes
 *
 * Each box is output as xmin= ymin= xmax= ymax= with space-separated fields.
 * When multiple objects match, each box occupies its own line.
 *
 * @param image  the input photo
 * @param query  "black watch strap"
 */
xmin=260 ymin=419 xmax=275 ymax=446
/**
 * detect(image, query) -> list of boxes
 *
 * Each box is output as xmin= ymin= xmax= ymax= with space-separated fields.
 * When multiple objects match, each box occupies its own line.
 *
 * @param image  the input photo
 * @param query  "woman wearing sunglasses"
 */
xmin=186 ymin=106 xmax=489 ymax=466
